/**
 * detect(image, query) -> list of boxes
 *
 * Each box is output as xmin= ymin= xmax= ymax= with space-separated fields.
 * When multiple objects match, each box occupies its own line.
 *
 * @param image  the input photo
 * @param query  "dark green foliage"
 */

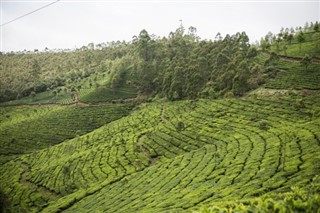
xmin=0 ymin=42 xmax=133 ymax=102
xmin=294 ymin=99 xmax=305 ymax=109
xmin=314 ymin=21 xmax=319 ymax=32
xmin=0 ymin=190 xmax=11 ymax=213
xmin=1 ymin=22 xmax=320 ymax=105
xmin=267 ymin=23 xmax=320 ymax=58
xmin=1 ymin=26 xmax=265 ymax=103
xmin=297 ymin=31 xmax=305 ymax=52
xmin=176 ymin=121 xmax=185 ymax=131
xmin=257 ymin=120 xmax=269 ymax=131
xmin=301 ymin=54 xmax=312 ymax=71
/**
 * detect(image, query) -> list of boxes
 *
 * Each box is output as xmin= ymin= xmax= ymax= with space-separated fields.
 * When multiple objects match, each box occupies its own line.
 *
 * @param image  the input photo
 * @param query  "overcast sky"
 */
xmin=0 ymin=0 xmax=319 ymax=52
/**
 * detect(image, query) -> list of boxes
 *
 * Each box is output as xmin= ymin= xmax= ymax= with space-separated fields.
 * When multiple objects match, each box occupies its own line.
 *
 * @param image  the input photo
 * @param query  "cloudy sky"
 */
xmin=0 ymin=0 xmax=319 ymax=52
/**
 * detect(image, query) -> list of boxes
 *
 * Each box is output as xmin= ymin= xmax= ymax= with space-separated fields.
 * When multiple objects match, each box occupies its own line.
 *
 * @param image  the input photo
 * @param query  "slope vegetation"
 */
xmin=1 ymin=97 xmax=319 ymax=212
xmin=0 ymin=104 xmax=133 ymax=163
xmin=255 ymin=53 xmax=320 ymax=90
xmin=1 ymin=23 xmax=320 ymax=213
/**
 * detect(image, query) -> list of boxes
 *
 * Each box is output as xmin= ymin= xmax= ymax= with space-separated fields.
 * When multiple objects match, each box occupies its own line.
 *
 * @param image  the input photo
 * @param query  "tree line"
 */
xmin=1 ymin=22 xmax=317 ymax=102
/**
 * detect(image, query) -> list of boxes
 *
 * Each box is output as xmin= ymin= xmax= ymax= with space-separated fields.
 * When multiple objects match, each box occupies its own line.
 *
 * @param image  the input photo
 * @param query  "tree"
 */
xmin=274 ymin=38 xmax=281 ymax=52
xmin=312 ymin=32 xmax=320 ymax=49
xmin=30 ymin=91 xmax=36 ymax=100
xmin=176 ymin=121 xmax=185 ymax=131
xmin=247 ymin=46 xmax=257 ymax=58
xmin=314 ymin=21 xmax=319 ymax=32
xmin=301 ymin=54 xmax=312 ymax=71
xmin=286 ymin=34 xmax=293 ymax=44
xmin=52 ymin=90 xmax=57 ymax=102
xmin=260 ymin=37 xmax=270 ymax=50
xmin=232 ymin=60 xmax=250 ymax=96
xmin=239 ymin=32 xmax=250 ymax=53
xmin=264 ymin=52 xmax=279 ymax=77
xmin=215 ymin=32 xmax=222 ymax=41
xmin=304 ymin=22 xmax=309 ymax=31
xmin=281 ymin=41 xmax=288 ymax=55
xmin=31 ymin=59 xmax=41 ymax=78
xmin=136 ymin=29 xmax=152 ymax=61
xmin=216 ymin=53 xmax=230 ymax=70
xmin=297 ymin=32 xmax=305 ymax=52
xmin=187 ymin=26 xmax=199 ymax=41
xmin=0 ymin=190 xmax=10 ymax=213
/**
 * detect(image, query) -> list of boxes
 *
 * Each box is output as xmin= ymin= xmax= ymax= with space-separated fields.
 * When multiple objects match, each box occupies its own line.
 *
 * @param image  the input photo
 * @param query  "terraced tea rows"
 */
xmin=79 ymin=85 xmax=137 ymax=103
xmin=1 ymin=97 xmax=319 ymax=212
xmin=266 ymin=62 xmax=320 ymax=90
xmin=0 ymin=104 xmax=133 ymax=163
xmin=78 ymin=70 xmax=137 ymax=103
xmin=0 ymin=104 xmax=162 ymax=211
xmin=0 ymin=89 xmax=75 ymax=106
xmin=269 ymin=31 xmax=320 ymax=58
xmin=255 ymin=53 xmax=320 ymax=90
xmin=47 ymin=98 xmax=319 ymax=212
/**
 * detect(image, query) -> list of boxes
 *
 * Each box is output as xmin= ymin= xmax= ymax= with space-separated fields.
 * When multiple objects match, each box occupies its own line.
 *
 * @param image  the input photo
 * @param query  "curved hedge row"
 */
xmin=0 ymin=97 xmax=319 ymax=212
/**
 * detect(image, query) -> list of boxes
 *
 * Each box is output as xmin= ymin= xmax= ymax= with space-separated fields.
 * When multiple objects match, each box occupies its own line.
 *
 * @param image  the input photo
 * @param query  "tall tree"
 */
xmin=301 ymin=55 xmax=312 ymax=71
xmin=297 ymin=31 xmax=305 ymax=52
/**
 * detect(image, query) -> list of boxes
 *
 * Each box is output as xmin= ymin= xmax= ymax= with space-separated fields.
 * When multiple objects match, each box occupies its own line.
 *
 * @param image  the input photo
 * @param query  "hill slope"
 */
xmin=0 ymin=104 xmax=133 ymax=164
xmin=1 ymin=97 xmax=319 ymax=212
xmin=1 ymin=23 xmax=320 ymax=213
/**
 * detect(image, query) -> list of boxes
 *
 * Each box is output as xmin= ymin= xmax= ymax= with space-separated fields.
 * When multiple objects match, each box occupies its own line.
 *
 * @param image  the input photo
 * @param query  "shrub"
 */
xmin=0 ymin=190 xmax=10 ymax=213
xmin=257 ymin=120 xmax=269 ymax=131
xmin=294 ymin=99 xmax=305 ymax=109
xmin=176 ymin=121 xmax=185 ymax=131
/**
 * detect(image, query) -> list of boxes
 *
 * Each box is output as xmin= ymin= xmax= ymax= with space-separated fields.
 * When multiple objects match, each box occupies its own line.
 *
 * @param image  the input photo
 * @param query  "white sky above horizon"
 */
xmin=0 ymin=0 xmax=319 ymax=52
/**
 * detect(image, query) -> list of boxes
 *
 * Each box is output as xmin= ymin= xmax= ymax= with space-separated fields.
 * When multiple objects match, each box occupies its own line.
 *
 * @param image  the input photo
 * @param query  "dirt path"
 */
xmin=160 ymin=105 xmax=169 ymax=124
xmin=263 ymin=51 xmax=320 ymax=64
xmin=0 ymin=96 xmax=144 ymax=108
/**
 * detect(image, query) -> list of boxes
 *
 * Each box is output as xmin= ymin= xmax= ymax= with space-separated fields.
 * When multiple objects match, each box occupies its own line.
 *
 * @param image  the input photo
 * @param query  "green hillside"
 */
xmin=1 ymin=97 xmax=320 ymax=212
xmin=0 ymin=104 xmax=133 ymax=163
xmin=254 ymin=53 xmax=320 ymax=90
xmin=0 ymin=64 xmax=137 ymax=106
xmin=1 ymin=23 xmax=320 ymax=212
xmin=260 ymin=23 xmax=320 ymax=58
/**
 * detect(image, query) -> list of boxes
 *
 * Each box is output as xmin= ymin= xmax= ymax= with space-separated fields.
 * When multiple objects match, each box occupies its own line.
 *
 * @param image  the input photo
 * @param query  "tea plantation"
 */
xmin=1 ymin=96 xmax=319 ymax=212
xmin=0 ymin=104 xmax=133 ymax=164
xmin=255 ymin=53 xmax=320 ymax=90
xmin=1 ymin=24 xmax=320 ymax=213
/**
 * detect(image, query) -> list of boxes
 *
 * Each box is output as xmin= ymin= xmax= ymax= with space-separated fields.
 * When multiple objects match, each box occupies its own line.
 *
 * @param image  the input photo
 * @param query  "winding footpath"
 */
xmin=263 ymin=51 xmax=320 ymax=64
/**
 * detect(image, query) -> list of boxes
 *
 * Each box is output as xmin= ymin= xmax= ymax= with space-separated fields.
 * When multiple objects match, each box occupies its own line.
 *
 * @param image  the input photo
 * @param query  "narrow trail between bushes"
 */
xmin=160 ymin=105 xmax=169 ymax=124
xmin=263 ymin=51 xmax=320 ymax=64
xmin=0 ymin=96 xmax=142 ymax=108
